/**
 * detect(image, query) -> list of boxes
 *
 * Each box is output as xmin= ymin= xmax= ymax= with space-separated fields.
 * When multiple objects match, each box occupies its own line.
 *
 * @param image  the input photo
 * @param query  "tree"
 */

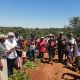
xmin=69 ymin=17 xmax=80 ymax=37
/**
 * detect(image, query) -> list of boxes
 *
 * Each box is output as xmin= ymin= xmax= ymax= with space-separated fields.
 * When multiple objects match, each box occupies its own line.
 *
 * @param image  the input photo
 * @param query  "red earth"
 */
xmin=28 ymin=52 xmax=80 ymax=80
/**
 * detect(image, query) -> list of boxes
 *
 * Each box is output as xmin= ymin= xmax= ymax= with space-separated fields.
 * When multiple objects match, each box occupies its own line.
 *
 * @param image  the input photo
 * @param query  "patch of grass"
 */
xmin=8 ymin=68 xmax=30 ymax=80
xmin=23 ymin=59 xmax=40 ymax=69
xmin=8 ymin=59 xmax=40 ymax=80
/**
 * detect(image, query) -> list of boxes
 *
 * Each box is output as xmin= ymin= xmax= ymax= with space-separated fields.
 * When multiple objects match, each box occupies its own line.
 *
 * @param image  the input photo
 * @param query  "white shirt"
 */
xmin=4 ymin=38 xmax=17 ymax=59
xmin=67 ymin=38 xmax=76 ymax=52
xmin=69 ymin=38 xmax=76 ymax=44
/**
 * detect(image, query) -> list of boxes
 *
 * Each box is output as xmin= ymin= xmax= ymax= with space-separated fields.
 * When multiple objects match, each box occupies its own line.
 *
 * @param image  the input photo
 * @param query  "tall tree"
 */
xmin=69 ymin=17 xmax=80 ymax=36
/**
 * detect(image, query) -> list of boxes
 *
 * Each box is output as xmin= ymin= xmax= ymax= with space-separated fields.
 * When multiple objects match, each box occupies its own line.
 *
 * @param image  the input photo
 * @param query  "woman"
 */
xmin=37 ymin=37 xmax=46 ymax=61
xmin=47 ymin=34 xmax=56 ymax=64
xmin=0 ymin=34 xmax=8 ymax=80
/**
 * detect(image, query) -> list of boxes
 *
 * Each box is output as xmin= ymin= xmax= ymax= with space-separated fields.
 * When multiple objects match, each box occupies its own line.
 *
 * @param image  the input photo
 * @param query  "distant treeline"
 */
xmin=0 ymin=26 xmax=72 ymax=38
xmin=0 ymin=16 xmax=80 ymax=38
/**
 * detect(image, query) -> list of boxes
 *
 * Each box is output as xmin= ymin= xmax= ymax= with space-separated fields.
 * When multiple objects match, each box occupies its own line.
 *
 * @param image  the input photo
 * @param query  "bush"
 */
xmin=8 ymin=68 xmax=30 ymax=80
xmin=8 ymin=59 xmax=40 ymax=80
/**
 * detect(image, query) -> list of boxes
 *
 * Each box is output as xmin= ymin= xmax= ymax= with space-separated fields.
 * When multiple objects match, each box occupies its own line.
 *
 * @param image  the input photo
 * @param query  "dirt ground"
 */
xmin=28 ymin=53 xmax=80 ymax=80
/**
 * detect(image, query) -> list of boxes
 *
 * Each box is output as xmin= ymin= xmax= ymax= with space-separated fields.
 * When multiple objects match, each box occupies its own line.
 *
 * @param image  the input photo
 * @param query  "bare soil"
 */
xmin=28 ymin=52 xmax=80 ymax=80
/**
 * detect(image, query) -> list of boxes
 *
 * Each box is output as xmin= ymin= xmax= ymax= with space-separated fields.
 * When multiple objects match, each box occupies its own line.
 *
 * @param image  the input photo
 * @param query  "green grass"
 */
xmin=8 ymin=59 xmax=40 ymax=80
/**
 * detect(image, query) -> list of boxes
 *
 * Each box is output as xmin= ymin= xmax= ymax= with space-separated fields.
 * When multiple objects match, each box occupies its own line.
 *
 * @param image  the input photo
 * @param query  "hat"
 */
xmin=60 ymin=32 xmax=63 ymax=34
xmin=8 ymin=32 xmax=14 ymax=36
xmin=41 ymin=37 xmax=44 ymax=39
xmin=49 ymin=34 xmax=53 ymax=36
xmin=0 ymin=34 xmax=5 ymax=39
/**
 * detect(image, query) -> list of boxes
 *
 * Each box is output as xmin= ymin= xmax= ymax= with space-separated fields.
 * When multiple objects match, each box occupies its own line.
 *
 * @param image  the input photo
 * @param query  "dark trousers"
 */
xmin=48 ymin=49 xmax=55 ymax=60
xmin=29 ymin=49 xmax=35 ymax=59
xmin=7 ymin=58 xmax=16 ymax=76
xmin=39 ymin=52 xmax=44 ymax=58
xmin=58 ymin=48 xmax=64 ymax=62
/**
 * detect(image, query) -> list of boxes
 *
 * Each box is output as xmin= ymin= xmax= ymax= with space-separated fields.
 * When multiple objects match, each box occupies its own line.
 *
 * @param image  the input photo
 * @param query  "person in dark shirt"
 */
xmin=57 ymin=32 xmax=66 ymax=62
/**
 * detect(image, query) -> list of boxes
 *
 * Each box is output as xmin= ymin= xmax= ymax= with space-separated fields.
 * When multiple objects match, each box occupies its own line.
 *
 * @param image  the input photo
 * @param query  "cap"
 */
xmin=60 ymin=32 xmax=63 ymax=34
xmin=0 ymin=34 xmax=5 ymax=39
xmin=41 ymin=37 xmax=44 ymax=39
xmin=49 ymin=34 xmax=53 ymax=36
xmin=8 ymin=32 xmax=14 ymax=36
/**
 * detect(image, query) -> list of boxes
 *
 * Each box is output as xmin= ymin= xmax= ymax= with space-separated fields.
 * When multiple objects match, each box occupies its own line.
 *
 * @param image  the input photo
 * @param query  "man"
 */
xmin=4 ymin=32 xmax=17 ymax=76
xmin=57 ymin=32 xmax=66 ymax=62
xmin=0 ymin=34 xmax=8 ymax=80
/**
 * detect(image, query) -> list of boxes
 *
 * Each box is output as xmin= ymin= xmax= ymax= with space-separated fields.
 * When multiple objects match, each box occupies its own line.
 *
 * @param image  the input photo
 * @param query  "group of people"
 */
xmin=27 ymin=32 xmax=80 ymax=73
xmin=0 ymin=32 xmax=27 ymax=80
xmin=0 ymin=31 xmax=80 ymax=80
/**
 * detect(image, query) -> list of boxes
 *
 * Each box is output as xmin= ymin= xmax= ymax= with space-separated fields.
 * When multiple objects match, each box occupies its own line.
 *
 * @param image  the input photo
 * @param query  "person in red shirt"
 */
xmin=37 ymin=37 xmax=47 ymax=61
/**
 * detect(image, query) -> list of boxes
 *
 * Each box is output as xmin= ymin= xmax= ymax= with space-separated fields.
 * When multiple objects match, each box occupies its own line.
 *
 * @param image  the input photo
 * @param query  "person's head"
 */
xmin=40 ymin=37 xmax=44 ymax=42
xmin=49 ymin=34 xmax=54 ymax=39
xmin=0 ymin=34 xmax=6 ymax=43
xmin=8 ymin=32 xmax=14 ymax=40
xmin=67 ymin=33 xmax=73 ymax=39
xmin=59 ymin=32 xmax=63 ymax=37
xmin=19 ymin=36 xmax=24 ymax=41
xmin=30 ymin=38 xmax=34 ymax=41
xmin=76 ymin=37 xmax=80 ymax=43
xmin=15 ymin=32 xmax=19 ymax=38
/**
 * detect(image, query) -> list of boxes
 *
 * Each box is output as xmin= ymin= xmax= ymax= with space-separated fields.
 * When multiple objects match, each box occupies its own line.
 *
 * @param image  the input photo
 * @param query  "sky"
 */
xmin=0 ymin=0 xmax=80 ymax=28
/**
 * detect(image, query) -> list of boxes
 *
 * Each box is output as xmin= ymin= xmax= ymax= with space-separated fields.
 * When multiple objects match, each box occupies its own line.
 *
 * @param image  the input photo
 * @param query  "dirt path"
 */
xmin=28 ymin=53 xmax=80 ymax=80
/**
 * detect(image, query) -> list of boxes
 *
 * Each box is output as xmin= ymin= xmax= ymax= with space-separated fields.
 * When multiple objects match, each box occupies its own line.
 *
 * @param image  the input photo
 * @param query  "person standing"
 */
xmin=4 ymin=32 xmax=17 ymax=76
xmin=66 ymin=33 xmax=76 ymax=66
xmin=22 ymin=37 xmax=28 ymax=64
xmin=0 ymin=34 xmax=8 ymax=80
xmin=57 ymin=32 xmax=66 ymax=62
xmin=47 ymin=34 xmax=56 ymax=64
xmin=37 ymin=37 xmax=46 ymax=61
xmin=28 ymin=38 xmax=36 ymax=61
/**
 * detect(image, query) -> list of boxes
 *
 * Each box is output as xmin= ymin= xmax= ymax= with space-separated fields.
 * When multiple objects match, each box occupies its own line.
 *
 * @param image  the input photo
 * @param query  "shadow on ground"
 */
xmin=62 ymin=73 xmax=80 ymax=80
